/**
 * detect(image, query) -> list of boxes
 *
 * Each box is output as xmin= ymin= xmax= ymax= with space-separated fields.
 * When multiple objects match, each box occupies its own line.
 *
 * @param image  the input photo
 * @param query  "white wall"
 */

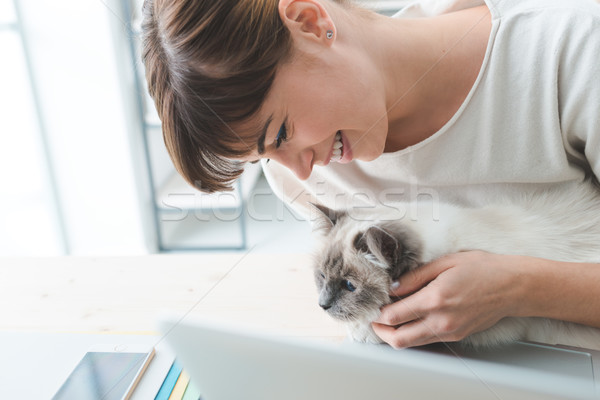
xmin=5 ymin=0 xmax=154 ymax=255
xmin=0 ymin=25 xmax=63 ymax=256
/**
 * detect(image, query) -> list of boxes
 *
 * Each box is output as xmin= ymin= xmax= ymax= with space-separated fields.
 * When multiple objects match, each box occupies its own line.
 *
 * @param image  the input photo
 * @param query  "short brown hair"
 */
xmin=142 ymin=0 xmax=350 ymax=192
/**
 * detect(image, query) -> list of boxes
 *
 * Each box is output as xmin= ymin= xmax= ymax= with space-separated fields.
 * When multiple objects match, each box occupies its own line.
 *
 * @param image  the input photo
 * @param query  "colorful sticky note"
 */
xmin=154 ymin=361 xmax=183 ymax=400
xmin=181 ymin=379 xmax=202 ymax=400
xmin=168 ymin=370 xmax=190 ymax=400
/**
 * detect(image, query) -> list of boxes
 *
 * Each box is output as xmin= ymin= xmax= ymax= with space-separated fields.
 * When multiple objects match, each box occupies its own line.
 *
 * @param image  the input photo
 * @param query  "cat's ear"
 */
xmin=353 ymin=225 xmax=399 ymax=269
xmin=308 ymin=202 xmax=346 ymax=235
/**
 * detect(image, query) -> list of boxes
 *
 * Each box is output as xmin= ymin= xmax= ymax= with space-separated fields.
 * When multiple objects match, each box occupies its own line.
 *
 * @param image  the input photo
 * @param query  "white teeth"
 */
xmin=330 ymin=131 xmax=343 ymax=162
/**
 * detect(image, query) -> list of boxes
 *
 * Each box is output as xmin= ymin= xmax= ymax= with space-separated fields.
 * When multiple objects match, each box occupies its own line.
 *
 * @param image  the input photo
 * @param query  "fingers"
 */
xmin=374 ymin=255 xmax=459 ymax=348
xmin=376 ymin=292 xmax=426 ymax=326
xmin=373 ymin=307 xmax=461 ymax=348
xmin=372 ymin=320 xmax=444 ymax=349
xmin=390 ymin=254 xmax=456 ymax=297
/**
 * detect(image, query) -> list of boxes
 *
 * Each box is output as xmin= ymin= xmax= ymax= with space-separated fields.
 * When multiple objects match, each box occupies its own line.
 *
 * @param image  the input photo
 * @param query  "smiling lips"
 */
xmin=330 ymin=131 xmax=343 ymax=162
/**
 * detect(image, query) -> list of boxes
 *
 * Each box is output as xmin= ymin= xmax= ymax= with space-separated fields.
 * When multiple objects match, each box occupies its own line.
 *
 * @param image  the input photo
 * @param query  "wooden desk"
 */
xmin=0 ymin=253 xmax=345 ymax=340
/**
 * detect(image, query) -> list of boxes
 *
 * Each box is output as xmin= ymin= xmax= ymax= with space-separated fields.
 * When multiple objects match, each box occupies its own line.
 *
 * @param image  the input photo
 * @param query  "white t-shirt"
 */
xmin=262 ymin=0 xmax=600 ymax=219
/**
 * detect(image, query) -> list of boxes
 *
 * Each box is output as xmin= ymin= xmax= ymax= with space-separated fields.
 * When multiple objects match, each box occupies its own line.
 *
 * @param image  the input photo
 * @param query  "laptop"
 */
xmin=158 ymin=316 xmax=599 ymax=400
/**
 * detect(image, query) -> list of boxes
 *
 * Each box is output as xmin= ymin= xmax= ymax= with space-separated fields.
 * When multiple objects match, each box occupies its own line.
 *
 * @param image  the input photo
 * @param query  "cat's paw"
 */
xmin=347 ymin=322 xmax=385 ymax=344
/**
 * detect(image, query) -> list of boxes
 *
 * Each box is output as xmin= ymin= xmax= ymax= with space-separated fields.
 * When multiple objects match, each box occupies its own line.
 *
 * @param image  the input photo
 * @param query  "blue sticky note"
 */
xmin=154 ymin=360 xmax=183 ymax=400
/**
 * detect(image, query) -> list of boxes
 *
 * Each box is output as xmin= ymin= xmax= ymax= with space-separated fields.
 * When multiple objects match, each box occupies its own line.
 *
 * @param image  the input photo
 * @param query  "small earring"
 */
xmin=326 ymin=30 xmax=334 ymax=39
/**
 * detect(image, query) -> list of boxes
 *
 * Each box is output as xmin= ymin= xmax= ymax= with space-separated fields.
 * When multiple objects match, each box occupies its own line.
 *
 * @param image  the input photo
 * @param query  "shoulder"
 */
xmin=396 ymin=0 xmax=600 ymax=20
xmin=486 ymin=0 xmax=600 ymax=64
xmin=487 ymin=0 xmax=600 ymax=17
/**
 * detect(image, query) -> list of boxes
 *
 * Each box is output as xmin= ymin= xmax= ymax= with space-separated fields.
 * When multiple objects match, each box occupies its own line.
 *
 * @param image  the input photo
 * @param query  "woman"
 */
xmin=142 ymin=0 xmax=600 ymax=348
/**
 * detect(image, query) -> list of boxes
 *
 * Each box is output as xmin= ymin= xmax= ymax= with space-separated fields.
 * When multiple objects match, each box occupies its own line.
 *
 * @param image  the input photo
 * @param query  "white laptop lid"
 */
xmin=158 ymin=316 xmax=599 ymax=400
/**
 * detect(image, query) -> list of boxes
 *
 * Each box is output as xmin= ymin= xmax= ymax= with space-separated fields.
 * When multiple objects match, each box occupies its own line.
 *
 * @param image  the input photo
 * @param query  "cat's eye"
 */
xmin=319 ymin=272 xmax=325 ymax=279
xmin=344 ymin=280 xmax=356 ymax=292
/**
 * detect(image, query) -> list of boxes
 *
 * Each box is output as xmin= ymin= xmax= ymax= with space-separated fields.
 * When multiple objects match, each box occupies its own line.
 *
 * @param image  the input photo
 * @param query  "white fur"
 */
xmin=344 ymin=181 xmax=600 ymax=349
xmin=363 ymin=253 xmax=389 ymax=269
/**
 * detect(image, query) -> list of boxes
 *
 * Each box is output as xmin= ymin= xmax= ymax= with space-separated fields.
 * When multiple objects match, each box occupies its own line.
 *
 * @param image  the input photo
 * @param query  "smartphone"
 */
xmin=52 ymin=343 xmax=155 ymax=400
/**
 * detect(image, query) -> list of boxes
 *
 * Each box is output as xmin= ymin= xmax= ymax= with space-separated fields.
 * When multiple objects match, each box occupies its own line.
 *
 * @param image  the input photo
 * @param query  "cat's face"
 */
xmin=311 ymin=204 xmax=422 ymax=322
xmin=313 ymin=243 xmax=392 ymax=322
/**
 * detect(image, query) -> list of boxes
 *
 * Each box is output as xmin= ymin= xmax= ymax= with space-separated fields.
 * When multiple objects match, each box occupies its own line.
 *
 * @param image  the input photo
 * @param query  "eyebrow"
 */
xmin=257 ymin=115 xmax=273 ymax=155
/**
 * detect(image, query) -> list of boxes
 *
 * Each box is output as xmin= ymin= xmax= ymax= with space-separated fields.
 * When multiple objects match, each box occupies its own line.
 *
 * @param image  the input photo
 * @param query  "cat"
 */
xmin=310 ymin=180 xmax=600 ymax=350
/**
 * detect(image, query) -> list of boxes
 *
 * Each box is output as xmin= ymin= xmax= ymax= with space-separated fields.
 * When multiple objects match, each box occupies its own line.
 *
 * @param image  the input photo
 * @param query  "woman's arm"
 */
xmin=517 ymin=255 xmax=600 ymax=327
xmin=371 ymin=250 xmax=600 ymax=349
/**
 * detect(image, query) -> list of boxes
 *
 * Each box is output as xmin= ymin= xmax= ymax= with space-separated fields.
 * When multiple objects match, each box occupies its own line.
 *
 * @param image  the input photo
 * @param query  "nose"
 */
xmin=278 ymin=148 xmax=314 ymax=180
xmin=318 ymin=290 xmax=334 ymax=311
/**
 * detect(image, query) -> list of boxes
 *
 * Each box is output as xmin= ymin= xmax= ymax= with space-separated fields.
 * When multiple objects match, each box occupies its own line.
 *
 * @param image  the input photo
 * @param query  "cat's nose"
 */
xmin=319 ymin=302 xmax=332 ymax=311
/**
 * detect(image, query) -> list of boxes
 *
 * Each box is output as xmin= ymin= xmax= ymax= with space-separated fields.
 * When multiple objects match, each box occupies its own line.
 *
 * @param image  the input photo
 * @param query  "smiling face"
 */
xmin=250 ymin=55 xmax=389 ymax=180
xmin=256 ymin=59 xmax=390 ymax=179
xmin=233 ymin=0 xmax=390 ymax=180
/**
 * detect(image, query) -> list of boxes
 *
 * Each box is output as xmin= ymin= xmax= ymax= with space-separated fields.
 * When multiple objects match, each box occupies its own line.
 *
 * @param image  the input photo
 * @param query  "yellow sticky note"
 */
xmin=168 ymin=370 xmax=190 ymax=400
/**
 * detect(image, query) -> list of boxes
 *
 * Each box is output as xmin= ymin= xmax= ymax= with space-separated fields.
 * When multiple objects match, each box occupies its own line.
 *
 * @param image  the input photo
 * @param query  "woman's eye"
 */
xmin=275 ymin=121 xmax=288 ymax=148
xmin=345 ymin=280 xmax=356 ymax=292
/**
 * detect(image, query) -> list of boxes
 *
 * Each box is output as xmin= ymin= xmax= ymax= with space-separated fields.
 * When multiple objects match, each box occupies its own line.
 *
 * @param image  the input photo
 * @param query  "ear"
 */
xmin=353 ymin=226 xmax=399 ymax=269
xmin=278 ymin=0 xmax=336 ymax=49
xmin=309 ymin=202 xmax=346 ymax=235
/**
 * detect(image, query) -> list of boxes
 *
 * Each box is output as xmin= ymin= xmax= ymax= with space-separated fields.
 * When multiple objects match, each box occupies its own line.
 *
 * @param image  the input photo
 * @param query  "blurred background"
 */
xmin=0 ymin=0 xmax=407 ymax=257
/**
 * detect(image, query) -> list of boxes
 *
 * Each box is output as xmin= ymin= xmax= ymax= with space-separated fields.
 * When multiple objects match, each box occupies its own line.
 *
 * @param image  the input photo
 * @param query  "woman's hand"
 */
xmin=372 ymin=250 xmax=527 ymax=348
